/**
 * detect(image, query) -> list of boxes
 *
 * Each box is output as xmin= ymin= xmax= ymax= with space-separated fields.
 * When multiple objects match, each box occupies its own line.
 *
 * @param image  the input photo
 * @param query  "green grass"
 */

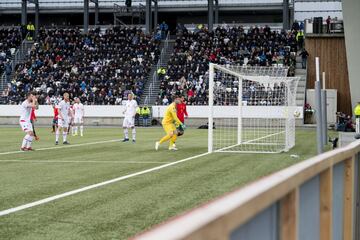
xmin=0 ymin=126 xmax=330 ymax=239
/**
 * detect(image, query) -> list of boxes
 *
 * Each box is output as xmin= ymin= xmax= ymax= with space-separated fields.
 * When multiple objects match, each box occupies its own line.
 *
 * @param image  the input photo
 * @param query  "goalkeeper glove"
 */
xmin=180 ymin=123 xmax=186 ymax=130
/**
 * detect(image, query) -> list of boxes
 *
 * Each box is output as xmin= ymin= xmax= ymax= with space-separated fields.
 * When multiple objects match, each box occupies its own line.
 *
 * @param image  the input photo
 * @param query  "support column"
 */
xmin=342 ymin=0 xmax=360 ymax=111
xmin=95 ymin=2 xmax=99 ymax=26
xmin=21 ymin=0 xmax=27 ymax=26
xmin=84 ymin=0 xmax=89 ymax=34
xmin=315 ymin=57 xmax=324 ymax=154
xmin=321 ymin=89 xmax=328 ymax=146
xmin=290 ymin=3 xmax=294 ymax=27
xmin=145 ymin=0 xmax=152 ymax=34
xmin=154 ymin=0 xmax=158 ymax=30
xmin=214 ymin=0 xmax=219 ymax=24
xmin=34 ymin=1 xmax=39 ymax=40
xmin=208 ymin=0 xmax=214 ymax=31
xmin=283 ymin=0 xmax=289 ymax=30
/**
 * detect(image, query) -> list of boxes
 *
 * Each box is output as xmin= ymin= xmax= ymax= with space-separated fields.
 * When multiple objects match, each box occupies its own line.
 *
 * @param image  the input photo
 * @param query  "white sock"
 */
xmin=80 ymin=125 xmax=83 ymax=136
xmin=56 ymin=129 xmax=60 ymax=142
xmin=132 ymin=128 xmax=136 ymax=140
xmin=22 ymin=134 xmax=30 ymax=148
xmin=73 ymin=126 xmax=77 ymax=135
xmin=124 ymin=128 xmax=129 ymax=139
xmin=63 ymin=131 xmax=67 ymax=142
xmin=26 ymin=136 xmax=33 ymax=148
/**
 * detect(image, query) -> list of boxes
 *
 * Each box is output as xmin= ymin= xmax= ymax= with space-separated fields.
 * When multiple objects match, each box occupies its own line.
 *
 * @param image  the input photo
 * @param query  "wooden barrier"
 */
xmin=133 ymin=140 xmax=360 ymax=240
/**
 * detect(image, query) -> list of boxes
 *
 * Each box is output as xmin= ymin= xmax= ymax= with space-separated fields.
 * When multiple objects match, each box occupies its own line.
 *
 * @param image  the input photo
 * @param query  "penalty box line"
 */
xmin=0 ymin=152 xmax=210 ymax=217
xmin=0 ymin=139 xmax=121 ymax=156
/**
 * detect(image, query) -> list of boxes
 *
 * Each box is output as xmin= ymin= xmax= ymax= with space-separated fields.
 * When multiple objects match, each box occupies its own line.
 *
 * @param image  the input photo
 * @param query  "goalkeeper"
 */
xmin=155 ymin=95 xmax=185 ymax=151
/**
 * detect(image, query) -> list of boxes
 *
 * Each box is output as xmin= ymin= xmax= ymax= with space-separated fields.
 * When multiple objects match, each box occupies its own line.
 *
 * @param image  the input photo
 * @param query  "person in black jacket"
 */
xmin=299 ymin=49 xmax=309 ymax=69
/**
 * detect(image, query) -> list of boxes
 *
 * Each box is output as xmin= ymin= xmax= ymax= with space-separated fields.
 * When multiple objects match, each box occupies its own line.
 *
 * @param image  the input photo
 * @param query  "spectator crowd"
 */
xmin=0 ymin=28 xmax=22 ymax=77
xmin=2 ymin=27 xmax=160 ymax=105
xmin=0 ymin=24 xmax=304 ymax=106
xmin=157 ymin=25 xmax=299 ymax=106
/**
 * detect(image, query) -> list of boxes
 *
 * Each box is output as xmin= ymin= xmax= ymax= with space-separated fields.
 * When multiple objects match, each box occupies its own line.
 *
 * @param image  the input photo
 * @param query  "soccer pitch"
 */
xmin=0 ymin=127 xmax=328 ymax=239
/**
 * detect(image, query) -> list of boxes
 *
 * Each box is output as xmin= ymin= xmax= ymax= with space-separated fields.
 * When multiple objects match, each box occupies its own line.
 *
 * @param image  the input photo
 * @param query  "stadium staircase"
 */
xmin=295 ymin=55 xmax=307 ymax=108
xmin=0 ymin=37 xmax=34 ymax=94
xmin=140 ymin=35 xmax=174 ymax=105
xmin=293 ymin=52 xmax=308 ymax=125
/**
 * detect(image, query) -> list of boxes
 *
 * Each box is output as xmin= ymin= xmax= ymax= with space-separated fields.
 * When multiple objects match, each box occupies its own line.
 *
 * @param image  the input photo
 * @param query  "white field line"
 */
xmin=0 ymin=152 xmax=210 ymax=217
xmin=0 ymin=160 xmax=169 ymax=164
xmin=0 ymin=139 xmax=120 ymax=156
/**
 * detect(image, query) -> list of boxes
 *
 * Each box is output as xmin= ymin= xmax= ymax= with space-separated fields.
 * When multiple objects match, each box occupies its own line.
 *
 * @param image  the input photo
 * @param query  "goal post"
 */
xmin=208 ymin=64 xmax=300 ymax=153
xmin=208 ymin=63 xmax=214 ymax=153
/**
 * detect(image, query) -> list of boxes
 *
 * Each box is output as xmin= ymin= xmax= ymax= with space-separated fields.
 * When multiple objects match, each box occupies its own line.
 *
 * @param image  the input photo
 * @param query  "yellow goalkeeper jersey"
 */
xmin=162 ymin=103 xmax=182 ymax=126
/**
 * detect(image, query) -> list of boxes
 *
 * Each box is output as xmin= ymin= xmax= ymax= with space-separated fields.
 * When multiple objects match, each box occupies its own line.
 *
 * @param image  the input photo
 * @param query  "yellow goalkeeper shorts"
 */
xmin=163 ymin=123 xmax=176 ymax=134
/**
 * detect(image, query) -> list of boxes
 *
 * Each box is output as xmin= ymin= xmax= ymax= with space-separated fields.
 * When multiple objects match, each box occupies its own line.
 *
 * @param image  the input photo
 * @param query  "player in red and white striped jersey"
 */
xmin=19 ymin=92 xmax=37 ymax=151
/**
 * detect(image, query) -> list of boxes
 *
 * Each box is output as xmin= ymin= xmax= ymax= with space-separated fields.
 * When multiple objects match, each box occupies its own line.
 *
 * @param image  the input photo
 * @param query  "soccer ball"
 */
xmin=293 ymin=110 xmax=301 ymax=118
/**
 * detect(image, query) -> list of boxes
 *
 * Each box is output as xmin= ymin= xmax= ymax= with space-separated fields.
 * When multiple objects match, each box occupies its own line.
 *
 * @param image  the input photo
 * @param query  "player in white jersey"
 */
xmin=19 ymin=92 xmax=37 ymax=151
xmin=55 ymin=92 xmax=71 ymax=145
xmin=122 ymin=93 xmax=138 ymax=143
xmin=72 ymin=97 xmax=85 ymax=136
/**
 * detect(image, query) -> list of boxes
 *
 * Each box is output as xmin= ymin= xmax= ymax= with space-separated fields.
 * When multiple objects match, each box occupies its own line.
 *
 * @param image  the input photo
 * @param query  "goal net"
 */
xmin=208 ymin=64 xmax=300 ymax=153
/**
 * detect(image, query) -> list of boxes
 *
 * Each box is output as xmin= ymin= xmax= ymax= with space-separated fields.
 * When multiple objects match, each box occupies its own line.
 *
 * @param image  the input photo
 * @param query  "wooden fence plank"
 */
xmin=343 ymin=157 xmax=355 ymax=240
xmin=320 ymin=167 xmax=333 ymax=240
xmin=280 ymin=189 xmax=298 ymax=240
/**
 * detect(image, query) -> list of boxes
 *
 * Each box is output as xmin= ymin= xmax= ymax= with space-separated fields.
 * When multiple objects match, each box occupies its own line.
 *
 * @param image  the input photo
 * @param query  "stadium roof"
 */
xmin=0 ymin=0 xmax=287 ymax=13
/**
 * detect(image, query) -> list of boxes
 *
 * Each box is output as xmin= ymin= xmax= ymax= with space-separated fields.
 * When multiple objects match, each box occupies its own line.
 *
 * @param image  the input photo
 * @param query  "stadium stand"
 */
xmin=157 ymin=25 xmax=298 ymax=105
xmin=0 ymin=28 xmax=22 ymax=76
xmin=2 ymin=27 xmax=161 ymax=105
xmin=0 ymin=24 xmax=304 ymax=107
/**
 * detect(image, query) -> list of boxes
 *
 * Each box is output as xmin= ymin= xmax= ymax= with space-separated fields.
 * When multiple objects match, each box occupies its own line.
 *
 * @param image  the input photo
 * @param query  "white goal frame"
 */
xmin=208 ymin=63 xmax=300 ymax=154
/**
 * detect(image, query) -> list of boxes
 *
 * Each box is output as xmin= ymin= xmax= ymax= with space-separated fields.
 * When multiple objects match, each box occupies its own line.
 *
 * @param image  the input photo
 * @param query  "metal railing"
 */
xmin=144 ymin=32 xmax=170 ymax=105
xmin=134 ymin=139 xmax=360 ymax=240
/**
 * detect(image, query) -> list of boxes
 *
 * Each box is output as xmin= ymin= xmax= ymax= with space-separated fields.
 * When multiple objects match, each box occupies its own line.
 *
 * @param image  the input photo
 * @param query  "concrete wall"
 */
xmin=342 ymin=0 xmax=360 ymax=112
xmin=0 ymin=105 xmax=303 ymax=127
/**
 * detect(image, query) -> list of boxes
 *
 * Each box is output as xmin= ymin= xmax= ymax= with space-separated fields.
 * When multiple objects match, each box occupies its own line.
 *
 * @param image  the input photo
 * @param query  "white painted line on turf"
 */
xmin=0 ymin=152 xmax=210 ymax=217
xmin=0 ymin=139 xmax=120 ymax=156
xmin=0 ymin=160 xmax=170 ymax=164
xmin=215 ymin=131 xmax=285 ymax=152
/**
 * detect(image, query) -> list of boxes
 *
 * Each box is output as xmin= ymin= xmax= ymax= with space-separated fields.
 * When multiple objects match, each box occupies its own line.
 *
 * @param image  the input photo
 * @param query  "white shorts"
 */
xmin=74 ymin=116 xmax=83 ymax=124
xmin=20 ymin=120 xmax=33 ymax=132
xmin=123 ymin=117 xmax=135 ymax=128
xmin=58 ymin=118 xmax=70 ymax=128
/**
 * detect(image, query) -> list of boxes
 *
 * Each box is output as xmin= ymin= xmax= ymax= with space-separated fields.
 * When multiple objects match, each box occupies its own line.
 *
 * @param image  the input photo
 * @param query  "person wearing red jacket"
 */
xmin=52 ymin=104 xmax=59 ymax=133
xmin=176 ymin=96 xmax=188 ymax=124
